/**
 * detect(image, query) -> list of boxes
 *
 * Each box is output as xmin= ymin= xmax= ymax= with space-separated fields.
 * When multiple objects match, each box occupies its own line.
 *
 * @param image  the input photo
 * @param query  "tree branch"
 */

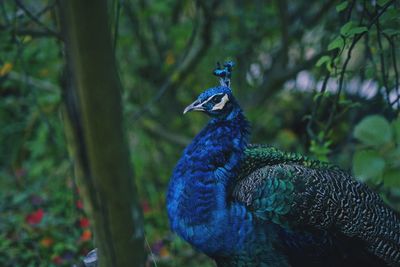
xmin=14 ymin=28 xmax=59 ymax=38
xmin=375 ymin=14 xmax=390 ymax=104
xmin=123 ymin=1 xmax=159 ymax=70
xmin=385 ymin=34 xmax=399 ymax=109
xmin=323 ymin=0 xmax=395 ymax=132
xmin=60 ymin=0 xmax=144 ymax=266
xmin=249 ymin=51 xmax=327 ymax=108
xmin=306 ymin=72 xmax=331 ymax=139
xmin=7 ymin=71 xmax=58 ymax=91
xmin=131 ymin=0 xmax=220 ymax=122
xmin=141 ymin=119 xmax=190 ymax=146
xmin=15 ymin=0 xmax=62 ymax=40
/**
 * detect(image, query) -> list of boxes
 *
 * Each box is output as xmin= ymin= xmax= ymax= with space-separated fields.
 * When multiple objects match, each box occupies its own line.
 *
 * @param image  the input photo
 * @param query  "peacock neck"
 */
xmin=167 ymin=109 xmax=250 ymax=253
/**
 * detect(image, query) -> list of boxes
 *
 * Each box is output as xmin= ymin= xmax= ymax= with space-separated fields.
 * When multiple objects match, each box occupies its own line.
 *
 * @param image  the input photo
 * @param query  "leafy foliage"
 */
xmin=354 ymin=115 xmax=392 ymax=146
xmin=0 ymin=172 xmax=92 ymax=266
xmin=0 ymin=0 xmax=399 ymax=266
xmin=353 ymin=115 xmax=400 ymax=197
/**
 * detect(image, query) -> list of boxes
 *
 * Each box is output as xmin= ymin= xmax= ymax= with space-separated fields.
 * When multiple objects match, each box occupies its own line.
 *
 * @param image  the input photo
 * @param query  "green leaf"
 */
xmin=354 ymin=115 xmax=392 ymax=146
xmin=353 ymin=150 xmax=386 ymax=182
xmin=387 ymin=147 xmax=400 ymax=166
xmin=310 ymin=139 xmax=331 ymax=162
xmin=316 ymin=55 xmax=331 ymax=67
xmin=336 ymin=1 xmax=348 ymax=12
xmin=327 ymin=60 xmax=334 ymax=73
xmin=383 ymin=169 xmax=400 ymax=187
xmin=348 ymin=26 xmax=368 ymax=36
xmin=393 ymin=118 xmax=400 ymax=144
xmin=340 ymin=21 xmax=354 ymax=36
xmin=328 ymin=36 xmax=344 ymax=51
xmin=340 ymin=22 xmax=367 ymax=37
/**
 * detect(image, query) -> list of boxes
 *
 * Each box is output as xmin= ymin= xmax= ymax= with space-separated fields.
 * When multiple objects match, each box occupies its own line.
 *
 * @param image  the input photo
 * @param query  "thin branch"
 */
xmin=146 ymin=2 xmax=168 ymax=62
xmin=375 ymin=11 xmax=391 ymax=104
xmin=303 ymin=0 xmax=337 ymax=28
xmin=250 ymin=1 xmax=337 ymax=108
xmin=15 ymin=0 xmax=62 ymax=40
xmin=288 ymin=0 xmax=336 ymax=29
xmin=7 ymin=71 xmax=58 ymax=91
xmin=177 ymin=5 xmax=200 ymax=68
xmin=14 ymin=28 xmax=58 ymax=38
xmin=138 ymin=0 xmax=165 ymax=63
xmin=141 ymin=119 xmax=190 ymax=146
xmin=123 ymin=1 xmax=159 ymax=71
xmin=368 ymin=0 xmax=396 ymax=27
xmin=364 ymin=33 xmax=380 ymax=97
xmin=324 ymin=0 xmax=395 ymax=132
xmin=171 ymin=0 xmax=184 ymax=25
xmin=385 ymin=34 xmax=400 ymax=109
xmin=131 ymin=0 xmax=220 ymax=122
xmin=307 ymin=0 xmax=367 ymax=138
xmin=307 ymin=72 xmax=331 ymax=139
xmin=325 ymin=37 xmax=358 ymax=132
xmin=289 ymin=0 xmax=336 ymax=38
xmin=346 ymin=0 xmax=356 ymax=22
xmin=250 ymin=51 xmax=328 ymax=108
xmin=35 ymin=0 xmax=57 ymax=19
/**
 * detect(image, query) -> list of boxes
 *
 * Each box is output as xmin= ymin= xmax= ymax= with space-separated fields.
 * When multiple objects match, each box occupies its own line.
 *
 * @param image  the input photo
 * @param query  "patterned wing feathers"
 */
xmin=233 ymin=146 xmax=400 ymax=266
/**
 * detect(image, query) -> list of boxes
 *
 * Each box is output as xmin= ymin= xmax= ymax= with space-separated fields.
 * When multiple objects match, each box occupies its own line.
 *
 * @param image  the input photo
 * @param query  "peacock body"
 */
xmin=166 ymin=63 xmax=400 ymax=267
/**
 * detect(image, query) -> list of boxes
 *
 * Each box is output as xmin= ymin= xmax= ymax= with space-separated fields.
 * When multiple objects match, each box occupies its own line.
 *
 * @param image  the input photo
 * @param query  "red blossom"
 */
xmin=80 ymin=229 xmax=92 ymax=242
xmin=79 ymin=217 xmax=90 ymax=228
xmin=25 ymin=208 xmax=44 ymax=225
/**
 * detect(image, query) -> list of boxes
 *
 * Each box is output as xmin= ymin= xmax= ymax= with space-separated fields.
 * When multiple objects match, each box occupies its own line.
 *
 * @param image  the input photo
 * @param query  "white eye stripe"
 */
xmin=201 ymin=93 xmax=225 ymax=106
xmin=211 ymin=94 xmax=229 ymax=111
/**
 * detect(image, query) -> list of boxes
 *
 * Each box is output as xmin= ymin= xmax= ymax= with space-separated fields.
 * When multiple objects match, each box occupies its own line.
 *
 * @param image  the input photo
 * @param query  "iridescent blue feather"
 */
xmin=167 ymin=83 xmax=400 ymax=267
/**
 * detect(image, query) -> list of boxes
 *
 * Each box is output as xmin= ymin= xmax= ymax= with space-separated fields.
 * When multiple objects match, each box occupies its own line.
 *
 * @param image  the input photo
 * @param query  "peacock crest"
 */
xmin=213 ymin=61 xmax=235 ymax=88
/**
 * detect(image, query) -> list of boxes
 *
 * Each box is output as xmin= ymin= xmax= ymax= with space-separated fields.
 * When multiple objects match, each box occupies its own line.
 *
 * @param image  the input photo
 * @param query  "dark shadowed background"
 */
xmin=0 ymin=0 xmax=399 ymax=266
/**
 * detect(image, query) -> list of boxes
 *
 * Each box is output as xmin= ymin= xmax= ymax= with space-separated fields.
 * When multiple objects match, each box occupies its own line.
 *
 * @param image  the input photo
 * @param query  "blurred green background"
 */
xmin=0 ymin=0 xmax=399 ymax=266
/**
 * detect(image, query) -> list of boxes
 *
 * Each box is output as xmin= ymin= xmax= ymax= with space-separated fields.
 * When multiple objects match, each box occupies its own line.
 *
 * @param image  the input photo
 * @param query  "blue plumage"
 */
xmin=167 ymin=86 xmax=251 ymax=254
xmin=167 ymin=68 xmax=400 ymax=266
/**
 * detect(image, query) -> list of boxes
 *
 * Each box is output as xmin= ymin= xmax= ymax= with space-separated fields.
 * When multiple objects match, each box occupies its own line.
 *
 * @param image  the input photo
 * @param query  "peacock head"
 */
xmin=183 ymin=61 xmax=240 ymax=119
xmin=183 ymin=86 xmax=240 ymax=119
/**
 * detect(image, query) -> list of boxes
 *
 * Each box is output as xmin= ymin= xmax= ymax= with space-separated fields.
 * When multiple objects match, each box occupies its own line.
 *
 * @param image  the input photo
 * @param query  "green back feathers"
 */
xmin=232 ymin=144 xmax=400 ymax=265
xmin=239 ymin=144 xmax=336 ymax=179
xmin=234 ymin=144 xmax=338 ymax=226
xmin=250 ymin=166 xmax=295 ymax=226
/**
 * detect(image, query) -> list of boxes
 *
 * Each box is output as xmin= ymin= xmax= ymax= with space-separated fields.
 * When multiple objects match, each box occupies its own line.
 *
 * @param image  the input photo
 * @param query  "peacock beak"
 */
xmin=183 ymin=100 xmax=204 ymax=114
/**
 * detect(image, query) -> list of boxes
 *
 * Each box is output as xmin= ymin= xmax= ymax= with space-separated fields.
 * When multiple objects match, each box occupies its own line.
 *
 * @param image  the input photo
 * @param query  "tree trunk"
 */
xmin=59 ymin=1 xmax=145 ymax=266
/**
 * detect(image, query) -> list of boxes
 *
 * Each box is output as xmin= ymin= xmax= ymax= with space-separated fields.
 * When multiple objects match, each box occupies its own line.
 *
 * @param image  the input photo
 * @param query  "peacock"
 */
xmin=166 ymin=61 xmax=400 ymax=267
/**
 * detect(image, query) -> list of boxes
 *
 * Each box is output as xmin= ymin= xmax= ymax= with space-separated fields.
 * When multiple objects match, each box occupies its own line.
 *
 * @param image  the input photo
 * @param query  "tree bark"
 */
xmin=59 ymin=1 xmax=144 ymax=267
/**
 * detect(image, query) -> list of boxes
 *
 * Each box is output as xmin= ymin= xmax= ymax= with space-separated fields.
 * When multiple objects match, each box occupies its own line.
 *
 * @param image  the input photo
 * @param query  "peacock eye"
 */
xmin=211 ymin=95 xmax=223 ymax=104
